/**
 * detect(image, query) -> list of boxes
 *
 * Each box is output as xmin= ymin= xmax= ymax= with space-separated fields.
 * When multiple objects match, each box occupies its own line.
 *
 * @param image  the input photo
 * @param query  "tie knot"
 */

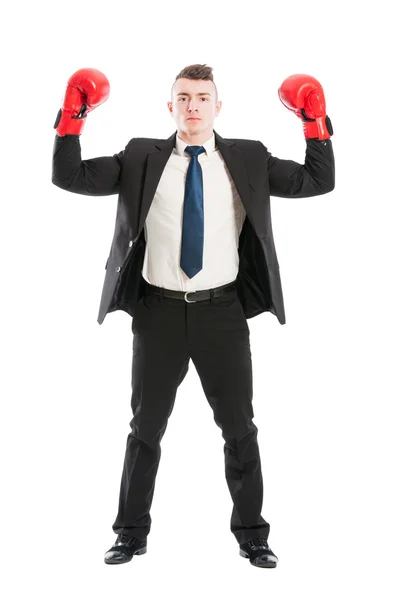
xmin=185 ymin=145 xmax=206 ymax=159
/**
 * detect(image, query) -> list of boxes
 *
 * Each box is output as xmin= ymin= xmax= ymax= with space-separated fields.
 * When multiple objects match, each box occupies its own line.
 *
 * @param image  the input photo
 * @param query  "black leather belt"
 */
xmin=145 ymin=280 xmax=237 ymax=303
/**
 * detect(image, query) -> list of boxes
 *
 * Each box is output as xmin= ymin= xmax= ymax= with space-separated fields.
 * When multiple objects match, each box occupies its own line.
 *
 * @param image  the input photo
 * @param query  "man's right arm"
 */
xmin=52 ymin=68 xmax=124 ymax=196
xmin=52 ymin=133 xmax=125 ymax=196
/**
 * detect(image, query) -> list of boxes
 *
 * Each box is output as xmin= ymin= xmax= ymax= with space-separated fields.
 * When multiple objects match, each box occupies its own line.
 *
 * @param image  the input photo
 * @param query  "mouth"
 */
xmin=187 ymin=117 xmax=200 ymax=121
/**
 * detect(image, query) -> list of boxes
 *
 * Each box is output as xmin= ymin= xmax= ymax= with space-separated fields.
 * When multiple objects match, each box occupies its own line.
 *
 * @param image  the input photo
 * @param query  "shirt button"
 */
xmin=116 ymin=266 xmax=121 ymax=272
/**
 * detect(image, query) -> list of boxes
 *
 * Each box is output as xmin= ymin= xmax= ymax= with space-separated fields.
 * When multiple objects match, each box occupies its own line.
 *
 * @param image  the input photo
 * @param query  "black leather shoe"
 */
xmin=104 ymin=534 xmax=147 ymax=565
xmin=239 ymin=537 xmax=278 ymax=568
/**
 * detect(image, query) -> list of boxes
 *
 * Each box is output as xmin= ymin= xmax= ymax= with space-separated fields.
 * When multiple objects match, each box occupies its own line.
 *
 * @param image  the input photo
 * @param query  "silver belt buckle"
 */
xmin=184 ymin=291 xmax=197 ymax=303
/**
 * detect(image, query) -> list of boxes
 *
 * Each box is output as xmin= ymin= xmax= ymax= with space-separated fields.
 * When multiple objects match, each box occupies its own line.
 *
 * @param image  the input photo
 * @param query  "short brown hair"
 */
xmin=171 ymin=64 xmax=218 ymax=102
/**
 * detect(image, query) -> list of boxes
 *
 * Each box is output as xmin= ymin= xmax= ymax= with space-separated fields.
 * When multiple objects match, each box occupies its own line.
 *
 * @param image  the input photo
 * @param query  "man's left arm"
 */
xmin=260 ymin=137 xmax=335 ymax=198
xmin=260 ymin=73 xmax=335 ymax=198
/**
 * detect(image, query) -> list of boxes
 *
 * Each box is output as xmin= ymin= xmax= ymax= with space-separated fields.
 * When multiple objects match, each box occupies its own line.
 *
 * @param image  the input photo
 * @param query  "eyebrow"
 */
xmin=176 ymin=92 xmax=211 ymax=96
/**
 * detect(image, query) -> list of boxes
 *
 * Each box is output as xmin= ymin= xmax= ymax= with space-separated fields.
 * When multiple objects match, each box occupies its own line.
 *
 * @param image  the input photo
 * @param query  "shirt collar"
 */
xmin=175 ymin=130 xmax=215 ymax=157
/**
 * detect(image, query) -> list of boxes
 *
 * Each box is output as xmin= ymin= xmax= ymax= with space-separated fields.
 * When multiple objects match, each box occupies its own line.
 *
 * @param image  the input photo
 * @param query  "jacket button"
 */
xmin=116 ymin=266 xmax=121 ymax=272
xmin=129 ymin=240 xmax=133 ymax=247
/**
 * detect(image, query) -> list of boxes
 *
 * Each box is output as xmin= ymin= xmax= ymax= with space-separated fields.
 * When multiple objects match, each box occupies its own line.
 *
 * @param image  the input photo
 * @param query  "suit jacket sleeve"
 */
xmin=51 ymin=134 xmax=125 ymax=196
xmin=259 ymin=138 xmax=335 ymax=198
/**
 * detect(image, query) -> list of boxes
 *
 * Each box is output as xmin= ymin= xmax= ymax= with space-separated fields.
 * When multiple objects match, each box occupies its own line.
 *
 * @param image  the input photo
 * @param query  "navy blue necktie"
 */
xmin=180 ymin=145 xmax=206 ymax=278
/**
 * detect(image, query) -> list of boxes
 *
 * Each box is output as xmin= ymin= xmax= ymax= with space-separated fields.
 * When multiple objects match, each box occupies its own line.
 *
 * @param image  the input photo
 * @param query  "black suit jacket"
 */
xmin=52 ymin=129 xmax=335 ymax=325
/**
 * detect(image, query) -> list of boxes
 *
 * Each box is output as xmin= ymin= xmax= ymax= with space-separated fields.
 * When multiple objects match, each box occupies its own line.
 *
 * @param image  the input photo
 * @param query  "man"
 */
xmin=52 ymin=63 xmax=335 ymax=568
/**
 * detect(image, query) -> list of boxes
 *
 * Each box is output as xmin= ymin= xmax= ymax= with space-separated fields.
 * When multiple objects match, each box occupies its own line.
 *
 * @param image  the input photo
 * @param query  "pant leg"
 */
xmin=112 ymin=294 xmax=189 ymax=540
xmin=188 ymin=292 xmax=270 ymax=545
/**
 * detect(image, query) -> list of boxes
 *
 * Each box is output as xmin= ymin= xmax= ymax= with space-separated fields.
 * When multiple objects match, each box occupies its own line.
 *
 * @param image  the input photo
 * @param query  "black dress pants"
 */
xmin=112 ymin=277 xmax=270 ymax=545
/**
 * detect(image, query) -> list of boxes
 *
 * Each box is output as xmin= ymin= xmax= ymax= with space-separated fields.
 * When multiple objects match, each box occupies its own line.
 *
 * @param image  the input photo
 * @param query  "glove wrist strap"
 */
xmin=54 ymin=107 xmax=87 ymax=136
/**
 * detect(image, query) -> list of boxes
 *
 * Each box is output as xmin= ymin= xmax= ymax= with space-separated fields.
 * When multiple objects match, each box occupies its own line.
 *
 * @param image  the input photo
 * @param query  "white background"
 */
xmin=1 ymin=1 xmax=397 ymax=598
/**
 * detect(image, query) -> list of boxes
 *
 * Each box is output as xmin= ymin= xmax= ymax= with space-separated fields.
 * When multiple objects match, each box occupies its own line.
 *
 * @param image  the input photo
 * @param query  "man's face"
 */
xmin=168 ymin=78 xmax=222 ymax=136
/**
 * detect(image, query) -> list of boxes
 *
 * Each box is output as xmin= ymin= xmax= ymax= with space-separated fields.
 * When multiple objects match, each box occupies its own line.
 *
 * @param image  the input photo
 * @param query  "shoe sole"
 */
xmin=104 ymin=546 xmax=147 ymax=565
xmin=239 ymin=549 xmax=277 ymax=568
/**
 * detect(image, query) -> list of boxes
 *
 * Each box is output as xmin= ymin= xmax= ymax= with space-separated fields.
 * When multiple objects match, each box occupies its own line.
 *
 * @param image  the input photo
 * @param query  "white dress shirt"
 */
xmin=141 ymin=131 xmax=246 ymax=291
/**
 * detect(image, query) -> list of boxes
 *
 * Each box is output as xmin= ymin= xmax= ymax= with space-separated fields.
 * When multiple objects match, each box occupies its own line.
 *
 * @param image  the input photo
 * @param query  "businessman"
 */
xmin=52 ymin=63 xmax=335 ymax=568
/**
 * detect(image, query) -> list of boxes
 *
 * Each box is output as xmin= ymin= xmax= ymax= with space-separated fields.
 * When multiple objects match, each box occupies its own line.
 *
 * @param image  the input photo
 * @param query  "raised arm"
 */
xmin=260 ymin=73 xmax=335 ymax=198
xmin=260 ymin=138 xmax=335 ymax=198
xmin=51 ymin=67 xmax=123 ymax=196
xmin=52 ymin=134 xmax=124 ymax=196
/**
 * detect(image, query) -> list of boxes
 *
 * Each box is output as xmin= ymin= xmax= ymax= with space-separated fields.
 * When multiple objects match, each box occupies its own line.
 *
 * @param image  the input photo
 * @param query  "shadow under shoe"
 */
xmin=104 ymin=534 xmax=147 ymax=565
xmin=239 ymin=537 xmax=278 ymax=568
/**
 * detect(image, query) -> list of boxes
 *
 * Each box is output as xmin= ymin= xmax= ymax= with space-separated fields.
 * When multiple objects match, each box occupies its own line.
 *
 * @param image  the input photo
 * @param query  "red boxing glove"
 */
xmin=278 ymin=74 xmax=333 ymax=140
xmin=54 ymin=68 xmax=110 ymax=136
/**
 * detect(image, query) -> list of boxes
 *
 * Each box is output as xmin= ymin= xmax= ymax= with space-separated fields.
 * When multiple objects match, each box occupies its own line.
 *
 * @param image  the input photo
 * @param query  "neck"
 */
xmin=177 ymin=126 xmax=213 ymax=146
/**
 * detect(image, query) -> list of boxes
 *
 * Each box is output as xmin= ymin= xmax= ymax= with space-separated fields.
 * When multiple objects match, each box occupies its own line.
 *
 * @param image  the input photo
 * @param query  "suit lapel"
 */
xmin=214 ymin=130 xmax=252 ymax=214
xmin=137 ymin=133 xmax=176 ymax=233
xmin=138 ymin=129 xmax=252 ymax=233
